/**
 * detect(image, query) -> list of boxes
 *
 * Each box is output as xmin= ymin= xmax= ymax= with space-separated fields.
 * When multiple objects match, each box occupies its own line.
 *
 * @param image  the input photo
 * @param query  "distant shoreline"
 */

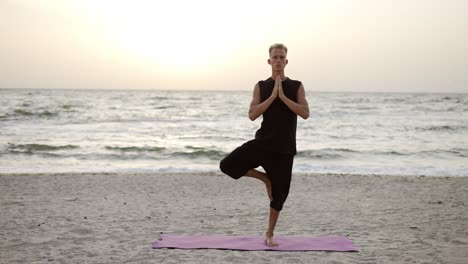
xmin=1 ymin=172 xmax=466 ymax=178
xmin=1 ymin=87 xmax=467 ymax=94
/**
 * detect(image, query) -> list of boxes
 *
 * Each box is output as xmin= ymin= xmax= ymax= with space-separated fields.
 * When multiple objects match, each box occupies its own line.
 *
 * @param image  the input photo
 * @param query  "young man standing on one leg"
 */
xmin=219 ymin=43 xmax=309 ymax=247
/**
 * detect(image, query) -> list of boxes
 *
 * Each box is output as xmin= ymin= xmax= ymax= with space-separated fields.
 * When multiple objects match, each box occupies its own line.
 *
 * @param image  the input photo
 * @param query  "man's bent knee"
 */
xmin=219 ymin=158 xmax=229 ymax=175
xmin=219 ymin=158 xmax=243 ymax=179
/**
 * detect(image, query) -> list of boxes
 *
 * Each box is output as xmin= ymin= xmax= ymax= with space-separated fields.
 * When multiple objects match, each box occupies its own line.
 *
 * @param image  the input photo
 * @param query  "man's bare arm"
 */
xmin=278 ymin=83 xmax=309 ymax=119
xmin=248 ymin=82 xmax=278 ymax=121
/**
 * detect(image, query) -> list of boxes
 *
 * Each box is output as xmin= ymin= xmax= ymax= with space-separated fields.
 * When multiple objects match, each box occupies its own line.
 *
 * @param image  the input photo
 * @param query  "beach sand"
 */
xmin=1 ymin=172 xmax=467 ymax=264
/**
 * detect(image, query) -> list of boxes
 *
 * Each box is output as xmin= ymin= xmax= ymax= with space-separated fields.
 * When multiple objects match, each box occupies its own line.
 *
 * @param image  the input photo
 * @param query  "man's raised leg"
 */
xmin=245 ymin=169 xmax=272 ymax=201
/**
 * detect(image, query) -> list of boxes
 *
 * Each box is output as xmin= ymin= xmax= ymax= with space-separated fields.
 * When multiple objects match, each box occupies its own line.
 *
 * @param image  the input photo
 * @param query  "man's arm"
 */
xmin=278 ymin=83 xmax=309 ymax=119
xmin=248 ymin=81 xmax=278 ymax=121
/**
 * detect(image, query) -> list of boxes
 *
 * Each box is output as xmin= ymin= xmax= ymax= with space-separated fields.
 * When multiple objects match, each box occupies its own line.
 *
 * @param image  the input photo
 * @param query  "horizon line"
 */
xmin=0 ymin=87 xmax=467 ymax=94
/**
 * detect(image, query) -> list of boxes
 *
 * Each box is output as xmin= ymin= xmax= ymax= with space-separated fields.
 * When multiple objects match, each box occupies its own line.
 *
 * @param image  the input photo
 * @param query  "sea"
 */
xmin=1 ymin=88 xmax=467 ymax=176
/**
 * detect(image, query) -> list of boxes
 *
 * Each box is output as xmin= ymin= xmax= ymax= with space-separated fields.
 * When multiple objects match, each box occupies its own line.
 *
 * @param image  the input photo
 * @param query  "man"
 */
xmin=219 ymin=43 xmax=309 ymax=247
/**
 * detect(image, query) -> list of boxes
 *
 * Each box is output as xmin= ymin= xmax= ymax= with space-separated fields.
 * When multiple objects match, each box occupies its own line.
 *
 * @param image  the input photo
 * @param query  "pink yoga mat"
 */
xmin=152 ymin=234 xmax=357 ymax=251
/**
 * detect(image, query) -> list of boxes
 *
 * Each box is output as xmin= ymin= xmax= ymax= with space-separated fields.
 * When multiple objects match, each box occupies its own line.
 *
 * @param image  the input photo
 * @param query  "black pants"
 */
xmin=219 ymin=139 xmax=294 ymax=211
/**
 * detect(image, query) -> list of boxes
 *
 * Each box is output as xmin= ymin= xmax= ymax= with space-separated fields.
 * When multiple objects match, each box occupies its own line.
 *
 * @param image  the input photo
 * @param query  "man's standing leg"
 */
xmin=265 ymin=207 xmax=281 ymax=246
xmin=263 ymin=154 xmax=294 ymax=247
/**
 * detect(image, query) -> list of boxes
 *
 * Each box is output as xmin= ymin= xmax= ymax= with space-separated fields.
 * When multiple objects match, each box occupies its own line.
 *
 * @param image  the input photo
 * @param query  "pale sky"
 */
xmin=1 ymin=0 xmax=467 ymax=92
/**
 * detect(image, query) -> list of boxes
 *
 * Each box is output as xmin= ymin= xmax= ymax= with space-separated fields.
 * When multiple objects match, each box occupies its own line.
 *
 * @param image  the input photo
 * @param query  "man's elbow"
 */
xmin=248 ymin=111 xmax=257 ymax=121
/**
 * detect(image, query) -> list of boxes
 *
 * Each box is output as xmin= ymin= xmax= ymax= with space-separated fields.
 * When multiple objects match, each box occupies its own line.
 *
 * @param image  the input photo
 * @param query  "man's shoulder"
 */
xmin=257 ymin=78 xmax=274 ymax=88
xmin=285 ymin=78 xmax=302 ymax=88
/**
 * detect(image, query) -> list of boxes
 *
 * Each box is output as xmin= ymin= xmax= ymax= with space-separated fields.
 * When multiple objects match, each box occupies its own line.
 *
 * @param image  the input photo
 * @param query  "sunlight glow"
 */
xmin=83 ymin=0 xmax=257 ymax=74
xmin=2 ymin=0 xmax=467 ymax=91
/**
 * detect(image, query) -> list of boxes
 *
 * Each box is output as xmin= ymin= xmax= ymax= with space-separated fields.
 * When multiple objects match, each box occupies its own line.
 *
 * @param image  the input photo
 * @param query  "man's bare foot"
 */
xmin=264 ymin=232 xmax=279 ymax=247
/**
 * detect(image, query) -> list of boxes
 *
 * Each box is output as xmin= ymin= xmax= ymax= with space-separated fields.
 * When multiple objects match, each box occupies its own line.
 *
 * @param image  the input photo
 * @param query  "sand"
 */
xmin=1 ymin=172 xmax=467 ymax=264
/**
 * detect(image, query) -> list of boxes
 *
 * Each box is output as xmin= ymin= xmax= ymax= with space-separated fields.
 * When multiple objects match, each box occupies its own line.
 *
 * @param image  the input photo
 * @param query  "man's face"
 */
xmin=268 ymin=48 xmax=288 ymax=71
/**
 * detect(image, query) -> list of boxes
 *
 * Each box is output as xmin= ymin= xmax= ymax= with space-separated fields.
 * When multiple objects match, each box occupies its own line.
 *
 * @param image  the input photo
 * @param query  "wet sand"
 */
xmin=1 ymin=172 xmax=467 ymax=263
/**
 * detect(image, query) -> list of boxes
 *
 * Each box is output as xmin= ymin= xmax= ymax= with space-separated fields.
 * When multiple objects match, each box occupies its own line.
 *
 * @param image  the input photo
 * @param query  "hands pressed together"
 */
xmin=249 ymin=74 xmax=309 ymax=121
xmin=270 ymin=75 xmax=286 ymax=100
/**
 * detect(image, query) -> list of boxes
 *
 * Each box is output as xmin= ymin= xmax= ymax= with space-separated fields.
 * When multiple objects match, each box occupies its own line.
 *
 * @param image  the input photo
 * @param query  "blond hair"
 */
xmin=269 ymin=43 xmax=288 ymax=56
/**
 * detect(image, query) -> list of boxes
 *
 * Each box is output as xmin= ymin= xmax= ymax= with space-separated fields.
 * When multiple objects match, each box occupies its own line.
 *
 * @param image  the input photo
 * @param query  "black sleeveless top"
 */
xmin=254 ymin=77 xmax=302 ymax=155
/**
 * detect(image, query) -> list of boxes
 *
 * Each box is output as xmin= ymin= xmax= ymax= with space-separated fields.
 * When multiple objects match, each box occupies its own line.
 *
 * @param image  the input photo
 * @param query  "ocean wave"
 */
xmin=7 ymin=143 xmax=79 ymax=153
xmin=13 ymin=109 xmax=34 ymax=116
xmin=298 ymin=148 xmax=358 ymax=159
xmin=415 ymin=125 xmax=467 ymax=132
xmin=60 ymin=104 xmax=79 ymax=111
xmin=383 ymin=97 xmax=407 ymax=103
xmin=410 ymin=105 xmax=465 ymax=112
xmin=0 ymin=109 xmax=59 ymax=120
xmin=296 ymin=148 xmax=464 ymax=160
xmin=149 ymin=96 xmax=170 ymax=100
xmin=103 ymin=146 xmax=222 ymax=160
xmin=356 ymin=106 xmax=378 ymax=110
xmin=105 ymin=146 xmax=165 ymax=152
xmin=298 ymin=148 xmax=408 ymax=160
xmin=338 ymin=98 xmax=371 ymax=104
xmin=171 ymin=149 xmax=225 ymax=159
xmin=153 ymin=105 xmax=174 ymax=109
xmin=15 ymin=109 xmax=57 ymax=117
xmin=428 ymin=95 xmax=465 ymax=103
xmin=447 ymin=148 xmax=468 ymax=157
xmin=417 ymin=148 xmax=468 ymax=158
xmin=353 ymin=149 xmax=466 ymax=158
xmin=61 ymin=104 xmax=73 ymax=109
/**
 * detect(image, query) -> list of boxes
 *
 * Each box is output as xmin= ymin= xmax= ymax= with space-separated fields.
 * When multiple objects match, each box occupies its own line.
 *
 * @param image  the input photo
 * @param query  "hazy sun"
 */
xmin=85 ymin=0 xmax=253 ymax=74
